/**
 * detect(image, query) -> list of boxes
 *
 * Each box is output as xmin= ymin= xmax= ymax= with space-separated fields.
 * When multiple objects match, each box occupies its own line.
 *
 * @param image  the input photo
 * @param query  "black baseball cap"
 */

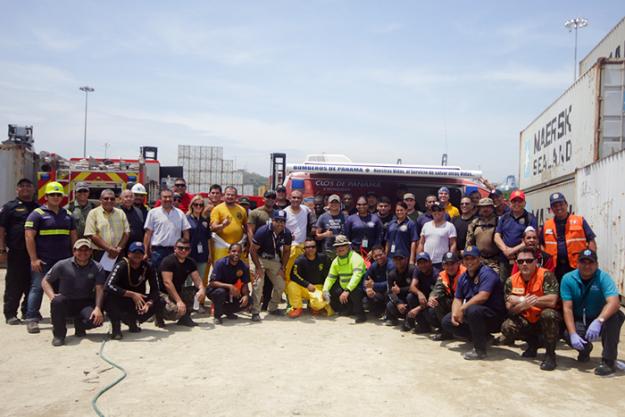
xmin=264 ymin=190 xmax=277 ymax=199
xmin=17 ymin=178 xmax=33 ymax=186
xmin=276 ymin=185 xmax=287 ymax=192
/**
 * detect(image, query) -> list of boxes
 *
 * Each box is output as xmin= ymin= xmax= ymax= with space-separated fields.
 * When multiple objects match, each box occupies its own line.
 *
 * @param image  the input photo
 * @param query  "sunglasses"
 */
xmin=102 ymin=197 xmax=115 ymax=201
xmin=192 ymin=203 xmax=204 ymax=207
xmin=174 ymin=184 xmax=186 ymax=187
xmin=176 ymin=246 xmax=191 ymax=251
xmin=516 ymin=258 xmax=535 ymax=264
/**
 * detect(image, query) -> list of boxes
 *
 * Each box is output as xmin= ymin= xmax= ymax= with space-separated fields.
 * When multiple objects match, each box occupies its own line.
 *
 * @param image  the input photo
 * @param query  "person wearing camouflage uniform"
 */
xmin=501 ymin=248 xmax=561 ymax=371
xmin=68 ymin=182 xmax=97 ymax=239
xmin=426 ymin=252 xmax=466 ymax=340
xmin=465 ymin=198 xmax=500 ymax=274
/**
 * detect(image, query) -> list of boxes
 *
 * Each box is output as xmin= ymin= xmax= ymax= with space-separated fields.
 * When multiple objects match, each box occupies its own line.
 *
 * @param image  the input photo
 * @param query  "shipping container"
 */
xmin=524 ymin=176 xmax=576 ymax=227
xmin=242 ymin=184 xmax=254 ymax=196
xmin=580 ymin=17 xmax=625 ymax=75
xmin=575 ymin=149 xmax=625 ymax=294
xmin=0 ymin=144 xmax=37 ymax=205
xmin=519 ymin=59 xmax=625 ymax=191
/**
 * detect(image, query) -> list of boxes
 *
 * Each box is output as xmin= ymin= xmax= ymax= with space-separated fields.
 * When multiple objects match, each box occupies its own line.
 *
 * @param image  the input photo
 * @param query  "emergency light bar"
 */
xmin=287 ymin=162 xmax=482 ymax=179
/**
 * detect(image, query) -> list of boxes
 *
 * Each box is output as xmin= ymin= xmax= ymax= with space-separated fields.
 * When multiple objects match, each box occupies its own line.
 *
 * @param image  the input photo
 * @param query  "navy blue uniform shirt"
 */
xmin=454 ymin=264 xmax=505 ymax=314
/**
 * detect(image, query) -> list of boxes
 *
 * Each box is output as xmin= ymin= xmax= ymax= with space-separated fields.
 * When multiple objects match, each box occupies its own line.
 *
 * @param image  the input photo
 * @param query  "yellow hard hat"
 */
xmin=45 ymin=181 xmax=65 ymax=196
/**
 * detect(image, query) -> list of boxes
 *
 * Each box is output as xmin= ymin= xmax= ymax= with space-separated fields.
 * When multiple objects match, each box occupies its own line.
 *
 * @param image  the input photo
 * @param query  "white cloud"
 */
xmin=32 ymin=29 xmax=87 ymax=51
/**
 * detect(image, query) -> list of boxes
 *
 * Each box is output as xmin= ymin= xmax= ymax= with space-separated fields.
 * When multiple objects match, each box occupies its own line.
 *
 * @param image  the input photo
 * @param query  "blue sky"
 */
xmin=1 ymin=1 xmax=622 ymax=182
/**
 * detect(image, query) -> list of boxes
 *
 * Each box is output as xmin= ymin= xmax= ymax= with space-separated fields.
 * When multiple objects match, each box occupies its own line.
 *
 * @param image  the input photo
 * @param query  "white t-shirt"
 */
xmin=285 ymin=205 xmax=312 ymax=244
xmin=421 ymin=221 xmax=456 ymax=263
xmin=144 ymin=207 xmax=191 ymax=247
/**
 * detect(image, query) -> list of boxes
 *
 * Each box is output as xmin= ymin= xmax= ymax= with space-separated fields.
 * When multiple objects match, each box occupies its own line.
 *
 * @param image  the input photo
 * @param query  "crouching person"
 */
xmin=441 ymin=246 xmax=506 ymax=360
xmin=322 ymin=235 xmax=367 ymax=324
xmin=501 ymin=248 xmax=561 ymax=371
xmin=105 ymin=242 xmax=163 ymax=339
xmin=158 ymin=239 xmax=206 ymax=327
xmin=207 ymin=243 xmax=251 ymax=324
xmin=427 ymin=252 xmax=466 ymax=340
xmin=42 ymin=239 xmax=105 ymax=346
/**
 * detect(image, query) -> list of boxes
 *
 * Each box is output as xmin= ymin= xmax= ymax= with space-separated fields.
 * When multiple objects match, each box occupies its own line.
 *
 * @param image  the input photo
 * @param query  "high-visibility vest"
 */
xmin=439 ymin=265 xmax=467 ymax=296
xmin=542 ymin=215 xmax=587 ymax=268
xmin=509 ymin=268 xmax=547 ymax=324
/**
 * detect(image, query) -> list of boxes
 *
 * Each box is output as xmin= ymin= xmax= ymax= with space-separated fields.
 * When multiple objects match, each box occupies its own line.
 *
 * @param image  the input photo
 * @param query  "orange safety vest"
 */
xmin=542 ymin=215 xmax=587 ymax=269
xmin=439 ymin=265 xmax=467 ymax=296
xmin=509 ymin=268 xmax=547 ymax=324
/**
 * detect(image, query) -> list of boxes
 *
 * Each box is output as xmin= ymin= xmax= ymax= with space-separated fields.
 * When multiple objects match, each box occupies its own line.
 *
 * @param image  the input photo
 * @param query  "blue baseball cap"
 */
xmin=392 ymin=248 xmax=409 ymax=259
xmin=549 ymin=192 xmax=567 ymax=206
xmin=273 ymin=210 xmax=287 ymax=221
xmin=462 ymin=245 xmax=480 ymax=258
xmin=416 ymin=252 xmax=431 ymax=262
xmin=128 ymin=242 xmax=145 ymax=254
xmin=438 ymin=186 xmax=450 ymax=194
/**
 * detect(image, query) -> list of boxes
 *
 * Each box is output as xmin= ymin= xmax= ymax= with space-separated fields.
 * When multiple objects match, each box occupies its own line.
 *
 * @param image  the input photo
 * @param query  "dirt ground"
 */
xmin=0 ymin=270 xmax=624 ymax=417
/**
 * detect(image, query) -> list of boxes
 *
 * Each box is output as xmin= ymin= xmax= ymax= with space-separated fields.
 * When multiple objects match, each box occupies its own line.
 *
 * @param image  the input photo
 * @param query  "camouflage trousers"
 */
xmin=501 ymin=308 xmax=562 ymax=350
xmin=481 ymin=257 xmax=500 ymax=275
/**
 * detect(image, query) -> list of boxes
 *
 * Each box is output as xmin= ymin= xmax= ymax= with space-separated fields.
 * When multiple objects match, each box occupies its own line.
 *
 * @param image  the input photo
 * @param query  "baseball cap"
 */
xmin=392 ymin=248 xmax=409 ymax=259
xmin=264 ymin=190 xmax=277 ymax=199
xmin=416 ymin=252 xmax=431 ymax=262
xmin=75 ymin=182 xmax=89 ymax=192
xmin=128 ymin=242 xmax=145 ymax=254
xmin=578 ymin=249 xmax=597 ymax=263
xmin=477 ymin=198 xmax=494 ymax=207
xmin=17 ymin=178 xmax=33 ymax=186
xmin=276 ymin=185 xmax=287 ymax=193
xmin=462 ymin=245 xmax=481 ymax=258
xmin=549 ymin=192 xmax=567 ymax=206
xmin=438 ymin=186 xmax=450 ymax=194
xmin=403 ymin=193 xmax=416 ymax=200
xmin=332 ymin=234 xmax=351 ymax=247
xmin=239 ymin=197 xmax=251 ymax=206
xmin=328 ymin=194 xmax=341 ymax=203
xmin=273 ymin=210 xmax=287 ymax=221
xmin=73 ymin=238 xmax=92 ymax=250
xmin=510 ymin=190 xmax=525 ymax=201
xmin=431 ymin=201 xmax=443 ymax=211
xmin=489 ymin=189 xmax=503 ymax=198
xmin=442 ymin=252 xmax=459 ymax=263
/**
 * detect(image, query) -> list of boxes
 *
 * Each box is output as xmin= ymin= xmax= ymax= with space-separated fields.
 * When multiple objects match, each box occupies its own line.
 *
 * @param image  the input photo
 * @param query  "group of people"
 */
xmin=0 ymin=177 xmax=622 ymax=376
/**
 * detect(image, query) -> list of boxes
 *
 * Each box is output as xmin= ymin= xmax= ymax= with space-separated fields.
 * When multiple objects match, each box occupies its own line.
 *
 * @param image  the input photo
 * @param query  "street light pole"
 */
xmin=564 ymin=18 xmax=588 ymax=81
xmin=79 ymin=86 xmax=95 ymax=158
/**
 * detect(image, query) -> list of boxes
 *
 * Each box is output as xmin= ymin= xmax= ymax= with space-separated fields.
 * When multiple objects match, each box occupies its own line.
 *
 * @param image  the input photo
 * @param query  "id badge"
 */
xmin=391 ymin=244 xmax=396 ymax=253
xmin=197 ymin=243 xmax=203 ymax=254
xmin=362 ymin=238 xmax=368 ymax=248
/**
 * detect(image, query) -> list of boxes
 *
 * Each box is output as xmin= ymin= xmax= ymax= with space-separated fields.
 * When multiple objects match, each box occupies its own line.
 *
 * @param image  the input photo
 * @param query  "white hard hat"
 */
xmin=131 ymin=183 xmax=147 ymax=195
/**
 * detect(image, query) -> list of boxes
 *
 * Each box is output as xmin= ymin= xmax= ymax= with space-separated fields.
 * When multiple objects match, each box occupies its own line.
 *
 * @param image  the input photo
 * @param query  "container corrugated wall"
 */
xmin=176 ymin=145 xmax=237 ymax=192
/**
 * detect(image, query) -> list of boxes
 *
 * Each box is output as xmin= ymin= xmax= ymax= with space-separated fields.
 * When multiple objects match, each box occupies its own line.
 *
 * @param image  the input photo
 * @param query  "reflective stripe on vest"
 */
xmin=542 ymin=215 xmax=587 ymax=268
xmin=39 ymin=229 xmax=71 ymax=236
xmin=440 ymin=265 xmax=467 ymax=296
xmin=510 ymin=268 xmax=546 ymax=324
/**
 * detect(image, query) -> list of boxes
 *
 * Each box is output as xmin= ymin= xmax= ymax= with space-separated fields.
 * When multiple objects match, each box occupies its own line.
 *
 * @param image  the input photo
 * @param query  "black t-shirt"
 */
xmin=290 ymin=253 xmax=331 ymax=287
xmin=0 ymin=199 xmax=39 ymax=251
xmin=45 ymin=257 xmax=106 ymax=300
xmin=387 ymin=264 xmax=415 ymax=302
xmin=452 ymin=215 xmax=476 ymax=251
xmin=159 ymin=254 xmax=198 ymax=292
xmin=412 ymin=265 xmax=441 ymax=297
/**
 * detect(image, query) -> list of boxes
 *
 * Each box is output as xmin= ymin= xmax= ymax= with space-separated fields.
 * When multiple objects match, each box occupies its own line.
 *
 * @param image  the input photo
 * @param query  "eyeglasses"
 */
xmin=516 ymin=258 xmax=535 ymax=264
xmin=102 ymin=197 xmax=115 ymax=201
xmin=176 ymin=246 xmax=191 ymax=251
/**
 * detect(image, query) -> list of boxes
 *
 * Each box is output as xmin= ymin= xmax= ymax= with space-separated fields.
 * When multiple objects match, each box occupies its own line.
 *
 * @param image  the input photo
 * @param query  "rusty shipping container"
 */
xmin=0 ymin=144 xmax=38 ymax=206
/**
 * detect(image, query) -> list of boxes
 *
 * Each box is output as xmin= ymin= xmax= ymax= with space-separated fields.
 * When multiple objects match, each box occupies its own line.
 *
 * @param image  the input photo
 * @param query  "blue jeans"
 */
xmin=150 ymin=246 xmax=174 ymax=271
xmin=26 ymin=262 xmax=52 ymax=321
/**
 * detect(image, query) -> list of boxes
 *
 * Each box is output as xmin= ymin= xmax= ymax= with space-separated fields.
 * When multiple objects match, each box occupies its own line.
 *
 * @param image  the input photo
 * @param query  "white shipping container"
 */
xmin=0 ymin=144 xmax=37 ymax=206
xmin=242 ymin=184 xmax=254 ymax=196
xmin=575 ymin=149 xmax=625 ymax=294
xmin=524 ymin=177 xmax=576 ymax=227
xmin=580 ymin=17 xmax=625 ymax=75
xmin=519 ymin=59 xmax=625 ymax=190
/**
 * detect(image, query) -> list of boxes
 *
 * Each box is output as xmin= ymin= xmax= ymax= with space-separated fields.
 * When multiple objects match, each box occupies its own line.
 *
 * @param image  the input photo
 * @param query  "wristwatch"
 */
xmin=598 ymin=317 xmax=605 ymax=324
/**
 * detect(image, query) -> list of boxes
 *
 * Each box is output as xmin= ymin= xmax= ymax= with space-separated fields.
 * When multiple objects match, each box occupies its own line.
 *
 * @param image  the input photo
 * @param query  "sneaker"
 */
xmin=251 ymin=313 xmax=261 ymax=322
xmin=52 ymin=336 xmax=65 ymax=347
xmin=6 ymin=316 xmax=21 ymax=325
xmin=384 ymin=318 xmax=399 ymax=327
xmin=463 ymin=348 xmax=487 ymax=360
xmin=154 ymin=316 xmax=166 ymax=328
xmin=214 ymin=316 xmax=223 ymax=325
xmin=310 ymin=308 xmax=321 ymax=316
xmin=27 ymin=321 xmax=40 ymax=334
xmin=226 ymin=313 xmax=239 ymax=320
xmin=111 ymin=330 xmax=123 ymax=340
xmin=128 ymin=322 xmax=141 ymax=333
xmin=522 ymin=346 xmax=538 ymax=358
xmin=400 ymin=322 xmax=413 ymax=332
xmin=177 ymin=316 xmax=198 ymax=327
xmin=594 ymin=360 xmax=616 ymax=376
xmin=430 ymin=333 xmax=452 ymax=341
xmin=354 ymin=315 xmax=367 ymax=324
xmin=540 ymin=354 xmax=557 ymax=371
xmin=288 ymin=308 xmax=303 ymax=318
xmin=268 ymin=309 xmax=286 ymax=316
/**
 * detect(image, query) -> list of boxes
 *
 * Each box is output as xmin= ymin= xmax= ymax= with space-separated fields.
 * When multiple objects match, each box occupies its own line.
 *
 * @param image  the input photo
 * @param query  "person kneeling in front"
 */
xmin=41 ymin=239 xmax=106 ymax=346
xmin=441 ymin=246 xmax=506 ymax=360
xmin=207 ymin=243 xmax=251 ymax=324
xmin=105 ymin=242 xmax=163 ymax=339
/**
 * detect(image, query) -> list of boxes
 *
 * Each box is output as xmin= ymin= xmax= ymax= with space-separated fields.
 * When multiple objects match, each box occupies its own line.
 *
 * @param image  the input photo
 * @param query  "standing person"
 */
xmin=187 ymin=195 xmax=211 ymax=288
xmin=206 ymin=184 xmax=223 ymax=214
xmin=154 ymin=178 xmax=194 ymax=213
xmin=158 ymin=238 xmax=206 ymax=327
xmin=207 ymin=243 xmax=251 ymax=324
xmin=41 ymin=239 xmax=105 ymax=346
xmin=501 ymin=248 xmax=561 ymax=371
xmin=441 ymin=246 xmax=506 ymax=360
xmin=438 ymin=187 xmax=459 ymax=219
xmin=417 ymin=202 xmax=457 ymax=269
xmin=344 ymin=196 xmax=383 ymax=257
xmin=560 ymin=249 xmax=624 ymax=376
xmin=452 ymin=196 xmax=477 ymax=252
xmin=404 ymin=193 xmax=420 ymax=222
xmin=405 ymin=252 xmax=441 ymax=332
xmin=494 ymin=190 xmax=537 ymax=282
xmin=511 ymin=226 xmax=555 ymax=274
xmin=143 ymin=189 xmax=191 ymax=270
xmin=84 ymin=189 xmax=130 ymax=271
xmin=490 ymin=189 xmax=510 ymax=217
xmin=541 ymin=192 xmax=596 ymax=282
xmin=287 ymin=238 xmax=333 ymax=318
xmin=342 ymin=193 xmax=356 ymax=216
xmin=105 ymin=242 xmax=162 ymax=339
xmin=315 ymin=194 xmax=346 ymax=260
xmin=210 ymin=186 xmax=248 ymax=264
xmin=284 ymin=190 xmax=315 ymax=281
xmin=426 ymin=252 xmax=466 ymax=340
xmin=68 ymin=182 xmax=96 ymax=239
xmin=250 ymin=210 xmax=292 ymax=321
xmin=362 ymin=245 xmax=393 ymax=316
xmin=366 ymin=192 xmax=378 ymax=215
xmin=385 ymin=201 xmax=418 ymax=265
xmin=383 ymin=250 xmax=414 ymax=326
xmin=119 ymin=190 xmax=145 ymax=252
xmin=274 ymin=185 xmax=290 ymax=210
xmin=468 ymin=190 xmax=482 ymax=215
xmin=416 ymin=195 xmax=451 ymax=236
xmin=0 ymin=178 xmax=38 ymax=324
xmin=322 ymin=235 xmax=367 ymax=323
xmin=313 ymin=195 xmax=325 ymax=219
xmin=130 ymin=183 xmax=149 ymax=218
xmin=24 ymin=182 xmax=77 ymax=334
xmin=465 ymin=198 xmax=501 ymax=273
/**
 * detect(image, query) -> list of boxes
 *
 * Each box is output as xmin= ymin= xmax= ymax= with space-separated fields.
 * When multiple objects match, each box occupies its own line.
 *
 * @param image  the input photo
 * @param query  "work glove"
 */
xmin=585 ymin=319 xmax=603 ymax=342
xmin=322 ymin=291 xmax=330 ymax=302
xmin=570 ymin=332 xmax=588 ymax=351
